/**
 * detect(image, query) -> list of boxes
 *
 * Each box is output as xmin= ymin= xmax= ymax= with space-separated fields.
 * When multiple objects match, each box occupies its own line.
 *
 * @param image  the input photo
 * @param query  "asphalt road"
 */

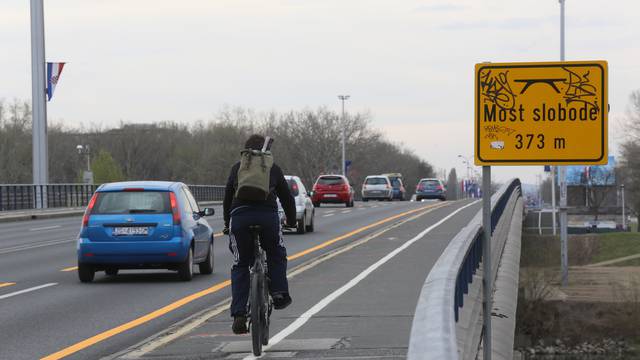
xmin=0 ymin=200 xmax=476 ymax=360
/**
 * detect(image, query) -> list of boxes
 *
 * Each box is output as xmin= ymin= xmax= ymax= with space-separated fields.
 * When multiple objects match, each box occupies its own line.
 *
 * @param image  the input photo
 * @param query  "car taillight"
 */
xmin=170 ymin=192 xmax=181 ymax=225
xmin=343 ymin=184 xmax=350 ymax=191
xmin=417 ymin=184 xmax=424 ymax=191
xmin=82 ymin=192 xmax=99 ymax=227
xmin=292 ymin=182 xmax=299 ymax=193
xmin=437 ymin=185 xmax=444 ymax=191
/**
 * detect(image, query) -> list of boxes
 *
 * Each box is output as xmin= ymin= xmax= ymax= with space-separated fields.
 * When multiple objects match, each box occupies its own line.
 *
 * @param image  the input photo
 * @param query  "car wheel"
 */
xmin=296 ymin=214 xmax=306 ymax=234
xmin=199 ymin=241 xmax=214 ymax=275
xmin=178 ymin=246 xmax=194 ymax=281
xmin=78 ymin=264 xmax=95 ymax=283
xmin=105 ymin=268 xmax=118 ymax=276
xmin=305 ymin=212 xmax=315 ymax=232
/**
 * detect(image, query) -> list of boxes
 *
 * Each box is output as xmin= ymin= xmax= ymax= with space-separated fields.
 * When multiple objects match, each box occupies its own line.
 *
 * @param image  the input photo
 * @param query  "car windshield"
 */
xmin=419 ymin=180 xmax=440 ymax=189
xmin=317 ymin=176 xmax=344 ymax=185
xmin=287 ymin=179 xmax=300 ymax=196
xmin=93 ymin=191 xmax=171 ymax=214
xmin=365 ymin=177 xmax=388 ymax=185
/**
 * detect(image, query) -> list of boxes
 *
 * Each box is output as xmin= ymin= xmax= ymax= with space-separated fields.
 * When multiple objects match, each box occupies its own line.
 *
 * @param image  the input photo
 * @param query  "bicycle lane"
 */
xmin=111 ymin=199 xmax=480 ymax=359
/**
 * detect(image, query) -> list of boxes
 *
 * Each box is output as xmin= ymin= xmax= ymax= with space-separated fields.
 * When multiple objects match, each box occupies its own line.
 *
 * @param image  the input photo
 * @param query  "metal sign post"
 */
xmin=482 ymin=165 xmax=492 ymax=360
xmin=559 ymin=0 xmax=569 ymax=287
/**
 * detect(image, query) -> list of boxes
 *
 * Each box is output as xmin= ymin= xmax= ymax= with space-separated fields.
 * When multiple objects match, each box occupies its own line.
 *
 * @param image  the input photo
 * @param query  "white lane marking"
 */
xmin=29 ymin=225 xmax=62 ymax=232
xmin=242 ymin=200 xmax=479 ymax=360
xmin=121 ymin=203 xmax=448 ymax=360
xmin=0 ymin=283 xmax=58 ymax=300
xmin=323 ymin=214 xmax=334 ymax=217
xmin=341 ymin=210 xmax=351 ymax=214
xmin=0 ymin=238 xmax=75 ymax=255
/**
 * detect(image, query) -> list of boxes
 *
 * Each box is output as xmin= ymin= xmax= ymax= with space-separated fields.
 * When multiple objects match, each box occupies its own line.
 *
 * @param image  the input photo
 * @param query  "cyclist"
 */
xmin=223 ymin=134 xmax=297 ymax=334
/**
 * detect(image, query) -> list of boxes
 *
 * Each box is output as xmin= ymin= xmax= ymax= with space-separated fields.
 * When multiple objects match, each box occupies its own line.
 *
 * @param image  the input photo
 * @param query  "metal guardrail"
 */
xmin=408 ymin=179 xmax=522 ymax=360
xmin=0 ymin=184 xmax=225 ymax=211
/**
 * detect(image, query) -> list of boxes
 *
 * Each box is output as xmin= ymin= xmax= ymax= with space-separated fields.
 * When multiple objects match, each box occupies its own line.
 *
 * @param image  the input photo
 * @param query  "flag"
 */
xmin=46 ymin=62 xmax=65 ymax=101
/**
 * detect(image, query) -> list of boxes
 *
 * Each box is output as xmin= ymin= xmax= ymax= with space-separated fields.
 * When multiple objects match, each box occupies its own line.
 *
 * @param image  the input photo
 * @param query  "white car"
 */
xmin=278 ymin=175 xmax=315 ymax=234
xmin=361 ymin=175 xmax=394 ymax=201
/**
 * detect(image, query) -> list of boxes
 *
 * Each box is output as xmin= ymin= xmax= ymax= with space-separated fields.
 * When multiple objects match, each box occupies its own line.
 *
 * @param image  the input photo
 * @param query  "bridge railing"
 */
xmin=408 ymin=178 xmax=522 ymax=360
xmin=0 ymin=184 xmax=225 ymax=211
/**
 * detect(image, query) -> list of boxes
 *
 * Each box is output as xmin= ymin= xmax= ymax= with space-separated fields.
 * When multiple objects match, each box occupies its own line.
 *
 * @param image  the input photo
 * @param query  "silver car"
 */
xmin=361 ymin=175 xmax=393 ymax=201
xmin=278 ymin=175 xmax=315 ymax=234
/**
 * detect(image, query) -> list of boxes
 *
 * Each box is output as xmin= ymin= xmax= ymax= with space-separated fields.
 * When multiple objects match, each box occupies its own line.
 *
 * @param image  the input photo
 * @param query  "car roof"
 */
xmin=419 ymin=178 xmax=441 ymax=182
xmin=98 ymin=181 xmax=182 ymax=192
xmin=365 ymin=175 xmax=390 ymax=179
xmin=284 ymin=175 xmax=299 ymax=180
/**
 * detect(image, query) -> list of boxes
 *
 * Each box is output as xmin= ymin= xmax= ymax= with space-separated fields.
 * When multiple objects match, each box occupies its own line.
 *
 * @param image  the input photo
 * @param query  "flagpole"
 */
xmin=30 ymin=0 xmax=48 ymax=208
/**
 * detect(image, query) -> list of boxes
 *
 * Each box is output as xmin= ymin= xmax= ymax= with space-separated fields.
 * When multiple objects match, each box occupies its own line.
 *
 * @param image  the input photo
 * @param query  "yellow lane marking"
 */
xmin=59 ymin=233 xmax=224 ymax=272
xmin=0 ymin=282 xmax=16 ymax=288
xmin=287 ymin=202 xmax=447 ymax=261
xmin=42 ymin=202 xmax=448 ymax=360
xmin=41 ymin=280 xmax=231 ymax=360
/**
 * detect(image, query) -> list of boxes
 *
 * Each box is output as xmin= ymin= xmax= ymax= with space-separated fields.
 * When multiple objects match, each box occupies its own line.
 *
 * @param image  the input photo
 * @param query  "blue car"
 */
xmin=77 ymin=181 xmax=215 ymax=282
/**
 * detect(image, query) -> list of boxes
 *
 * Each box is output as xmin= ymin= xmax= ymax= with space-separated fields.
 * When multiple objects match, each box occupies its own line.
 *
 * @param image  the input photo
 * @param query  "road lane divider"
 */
xmin=0 ymin=282 xmax=16 ymax=288
xmin=41 ymin=202 xmax=448 ymax=360
xmin=247 ymin=200 xmax=480 ymax=359
xmin=0 ymin=238 xmax=75 ymax=255
xmin=29 ymin=225 xmax=62 ymax=232
xmin=0 ymin=283 xmax=57 ymax=300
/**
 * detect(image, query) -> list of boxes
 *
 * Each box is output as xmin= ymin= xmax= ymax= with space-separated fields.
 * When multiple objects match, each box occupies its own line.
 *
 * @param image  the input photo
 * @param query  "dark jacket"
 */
xmin=223 ymin=162 xmax=296 ymax=227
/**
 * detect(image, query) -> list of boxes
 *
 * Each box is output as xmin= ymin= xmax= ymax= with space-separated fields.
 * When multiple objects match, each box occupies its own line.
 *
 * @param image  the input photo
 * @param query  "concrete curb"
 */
xmin=0 ymin=201 xmax=222 ymax=223
xmin=490 ymin=197 xmax=523 ymax=360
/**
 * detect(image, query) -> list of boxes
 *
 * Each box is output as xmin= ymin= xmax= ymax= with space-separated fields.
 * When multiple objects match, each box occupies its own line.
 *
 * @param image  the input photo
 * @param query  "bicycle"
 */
xmin=248 ymin=225 xmax=272 ymax=356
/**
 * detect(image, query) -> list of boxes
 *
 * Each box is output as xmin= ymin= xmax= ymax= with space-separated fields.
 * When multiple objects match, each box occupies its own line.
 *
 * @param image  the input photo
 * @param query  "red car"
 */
xmin=311 ymin=175 xmax=354 ymax=207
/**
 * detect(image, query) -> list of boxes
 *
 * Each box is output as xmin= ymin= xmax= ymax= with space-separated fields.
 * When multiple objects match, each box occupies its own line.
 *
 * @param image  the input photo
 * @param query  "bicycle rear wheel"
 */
xmin=262 ymin=278 xmax=271 ymax=346
xmin=250 ymin=271 xmax=263 ymax=356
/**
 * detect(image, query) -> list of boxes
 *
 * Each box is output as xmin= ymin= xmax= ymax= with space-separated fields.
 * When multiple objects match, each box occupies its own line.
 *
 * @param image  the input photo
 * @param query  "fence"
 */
xmin=408 ymin=178 xmax=522 ymax=360
xmin=0 ymin=184 xmax=225 ymax=211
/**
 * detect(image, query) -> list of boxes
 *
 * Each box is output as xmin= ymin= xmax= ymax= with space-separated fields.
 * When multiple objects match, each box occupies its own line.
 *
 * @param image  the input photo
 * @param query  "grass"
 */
xmin=521 ymin=232 xmax=640 ymax=267
xmin=591 ymin=232 xmax=640 ymax=264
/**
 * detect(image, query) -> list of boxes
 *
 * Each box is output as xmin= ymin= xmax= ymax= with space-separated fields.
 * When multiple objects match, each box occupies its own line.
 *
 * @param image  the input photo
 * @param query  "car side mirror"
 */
xmin=199 ymin=208 xmax=215 ymax=217
xmin=308 ymin=191 xmax=314 ymax=197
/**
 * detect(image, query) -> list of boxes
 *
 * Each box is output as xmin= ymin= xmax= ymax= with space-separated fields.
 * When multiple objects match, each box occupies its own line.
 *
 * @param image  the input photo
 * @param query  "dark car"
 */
xmin=415 ymin=178 xmax=447 ymax=201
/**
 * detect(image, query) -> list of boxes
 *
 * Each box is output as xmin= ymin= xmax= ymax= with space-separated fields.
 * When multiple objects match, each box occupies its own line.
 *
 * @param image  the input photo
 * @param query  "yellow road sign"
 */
xmin=474 ymin=61 xmax=607 ymax=165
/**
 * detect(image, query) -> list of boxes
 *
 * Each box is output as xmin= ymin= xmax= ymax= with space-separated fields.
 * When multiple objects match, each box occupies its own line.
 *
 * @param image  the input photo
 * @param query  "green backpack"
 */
xmin=235 ymin=137 xmax=274 ymax=201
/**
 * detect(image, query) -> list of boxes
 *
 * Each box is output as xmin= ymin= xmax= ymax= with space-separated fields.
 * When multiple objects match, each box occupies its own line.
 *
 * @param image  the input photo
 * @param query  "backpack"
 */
xmin=235 ymin=137 xmax=274 ymax=201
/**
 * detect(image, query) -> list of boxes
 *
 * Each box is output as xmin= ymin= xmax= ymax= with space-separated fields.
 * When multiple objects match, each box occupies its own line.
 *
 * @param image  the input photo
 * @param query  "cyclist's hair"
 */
xmin=244 ymin=134 xmax=266 ymax=150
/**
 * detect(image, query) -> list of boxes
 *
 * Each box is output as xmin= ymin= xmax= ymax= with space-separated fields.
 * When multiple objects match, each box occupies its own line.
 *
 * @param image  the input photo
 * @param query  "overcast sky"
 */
xmin=1 ymin=0 xmax=638 ymax=185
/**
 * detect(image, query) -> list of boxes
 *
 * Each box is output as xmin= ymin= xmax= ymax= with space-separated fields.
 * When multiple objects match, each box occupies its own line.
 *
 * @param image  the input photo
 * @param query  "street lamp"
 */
xmin=338 ymin=95 xmax=350 ymax=176
xmin=77 ymin=144 xmax=93 ymax=184
xmin=457 ymin=154 xmax=472 ymax=180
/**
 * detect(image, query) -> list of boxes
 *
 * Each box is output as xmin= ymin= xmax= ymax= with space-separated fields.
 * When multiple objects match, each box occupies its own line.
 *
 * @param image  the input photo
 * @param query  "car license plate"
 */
xmin=324 ymin=194 xmax=337 ymax=198
xmin=113 ymin=227 xmax=148 ymax=236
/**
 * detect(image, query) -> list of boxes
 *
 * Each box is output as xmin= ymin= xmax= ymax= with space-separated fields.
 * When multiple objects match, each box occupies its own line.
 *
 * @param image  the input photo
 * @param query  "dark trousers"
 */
xmin=229 ymin=207 xmax=289 ymax=316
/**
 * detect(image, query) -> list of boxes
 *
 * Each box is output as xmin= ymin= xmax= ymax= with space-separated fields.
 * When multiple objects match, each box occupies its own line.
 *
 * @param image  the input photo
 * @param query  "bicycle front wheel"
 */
xmin=250 ymin=271 xmax=263 ymax=356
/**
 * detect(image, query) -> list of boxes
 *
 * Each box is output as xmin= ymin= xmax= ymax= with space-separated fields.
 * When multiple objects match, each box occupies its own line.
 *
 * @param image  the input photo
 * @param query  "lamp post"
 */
xmin=31 ymin=0 xmax=48 ymax=208
xmin=338 ymin=95 xmax=350 ymax=176
xmin=621 ymin=184 xmax=626 ymax=230
xmin=77 ymin=144 xmax=93 ymax=184
xmin=558 ymin=0 xmax=569 ymax=288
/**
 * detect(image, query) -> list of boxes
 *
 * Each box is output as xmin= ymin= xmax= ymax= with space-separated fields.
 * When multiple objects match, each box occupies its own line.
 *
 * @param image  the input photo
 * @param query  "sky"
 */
xmin=1 ymin=0 xmax=638 ymax=185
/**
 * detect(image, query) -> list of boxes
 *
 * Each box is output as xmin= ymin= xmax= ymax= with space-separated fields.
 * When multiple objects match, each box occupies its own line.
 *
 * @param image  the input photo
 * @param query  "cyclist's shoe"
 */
xmin=232 ymin=315 xmax=248 ymax=334
xmin=272 ymin=293 xmax=292 ymax=310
